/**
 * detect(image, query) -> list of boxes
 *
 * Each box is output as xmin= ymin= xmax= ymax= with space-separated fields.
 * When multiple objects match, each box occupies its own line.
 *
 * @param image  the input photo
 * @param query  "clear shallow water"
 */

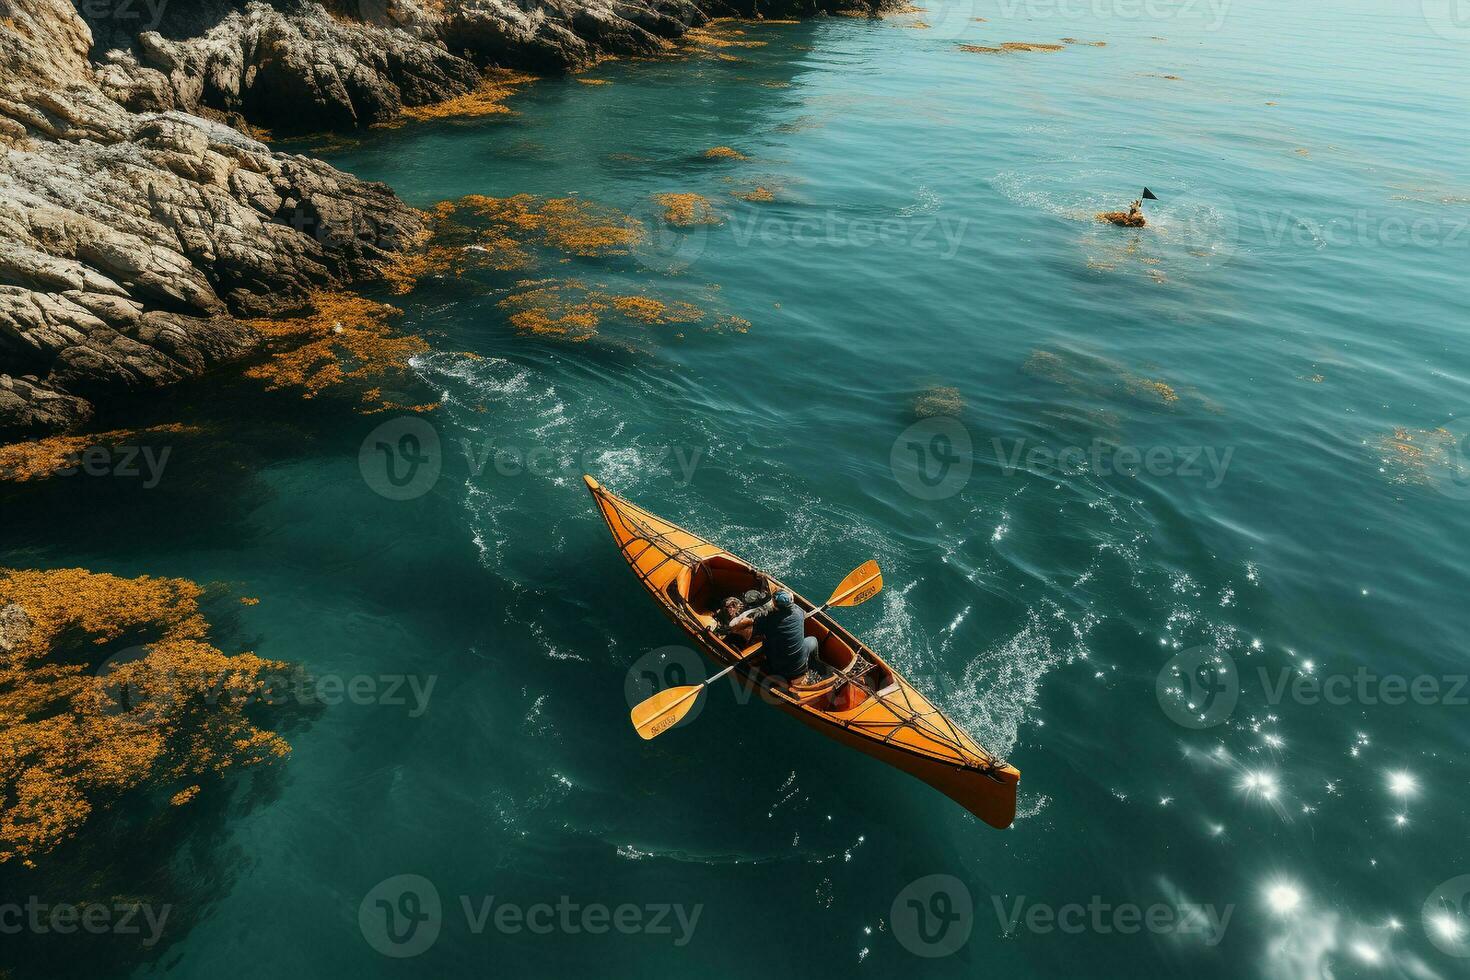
xmin=6 ymin=0 xmax=1470 ymax=976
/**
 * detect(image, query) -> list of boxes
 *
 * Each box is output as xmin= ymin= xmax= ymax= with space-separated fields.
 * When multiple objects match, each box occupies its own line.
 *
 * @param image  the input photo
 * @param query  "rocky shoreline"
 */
xmin=0 ymin=0 xmax=894 ymax=438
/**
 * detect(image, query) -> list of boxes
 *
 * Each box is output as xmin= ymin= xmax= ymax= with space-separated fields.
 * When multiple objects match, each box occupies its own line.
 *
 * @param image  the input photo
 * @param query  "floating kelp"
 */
xmin=1061 ymin=38 xmax=1107 ymax=46
xmin=387 ymin=69 xmax=537 ymax=125
xmin=682 ymin=23 xmax=770 ymax=59
xmin=0 ymin=425 xmax=201 ymax=483
xmin=576 ymin=78 xmax=612 ymax=85
xmin=456 ymin=194 xmax=644 ymax=256
xmin=959 ymin=42 xmax=1066 ymax=54
xmin=703 ymin=146 xmax=748 ymax=160
xmin=1097 ymin=209 xmax=1146 ymax=227
xmin=0 ymin=568 xmax=292 ymax=866
xmin=1376 ymin=426 xmax=1465 ymax=488
xmin=912 ymin=385 xmax=964 ymax=419
xmin=243 ymin=293 xmax=431 ymax=412
xmin=732 ymin=186 xmax=775 ymax=202
xmin=655 ymin=193 xmax=720 ymax=227
xmin=1024 ymin=349 xmax=1185 ymax=409
xmin=498 ymin=279 xmax=715 ymax=341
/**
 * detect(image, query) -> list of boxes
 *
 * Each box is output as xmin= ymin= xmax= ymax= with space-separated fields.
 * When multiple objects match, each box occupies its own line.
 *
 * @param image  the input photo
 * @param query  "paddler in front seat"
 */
xmin=731 ymin=590 xmax=818 ymax=683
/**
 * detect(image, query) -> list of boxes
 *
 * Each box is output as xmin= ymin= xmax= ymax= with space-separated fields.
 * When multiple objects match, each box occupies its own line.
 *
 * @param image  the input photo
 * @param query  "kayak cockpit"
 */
xmin=677 ymin=556 xmax=898 ymax=707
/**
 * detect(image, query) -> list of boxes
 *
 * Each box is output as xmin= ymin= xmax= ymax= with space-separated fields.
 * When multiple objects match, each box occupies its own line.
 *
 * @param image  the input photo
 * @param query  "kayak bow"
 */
xmin=584 ymin=475 xmax=1020 ymax=830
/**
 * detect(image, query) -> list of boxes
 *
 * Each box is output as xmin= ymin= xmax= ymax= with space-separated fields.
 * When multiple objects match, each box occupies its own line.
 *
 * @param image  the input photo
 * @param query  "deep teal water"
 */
xmin=5 ymin=0 xmax=1470 ymax=976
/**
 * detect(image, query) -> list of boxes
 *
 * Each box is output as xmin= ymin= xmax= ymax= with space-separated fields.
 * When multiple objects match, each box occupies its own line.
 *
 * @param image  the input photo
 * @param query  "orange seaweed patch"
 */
xmin=611 ymin=295 xmax=705 ymax=324
xmin=457 ymin=194 xmax=644 ymax=256
xmin=1097 ymin=210 xmax=1146 ymax=227
xmin=703 ymin=145 xmax=748 ymax=160
xmin=708 ymin=314 xmax=752 ymax=334
xmin=0 ymin=567 xmax=292 ymax=865
xmin=683 ymin=26 xmax=770 ymax=50
xmin=389 ymin=69 xmax=536 ymax=125
xmin=732 ymin=186 xmax=775 ymax=202
xmin=499 ymin=280 xmax=713 ymax=340
xmin=243 ymin=293 xmax=430 ymax=411
xmin=0 ymin=424 xmax=201 ymax=483
xmin=655 ymin=193 xmax=720 ymax=227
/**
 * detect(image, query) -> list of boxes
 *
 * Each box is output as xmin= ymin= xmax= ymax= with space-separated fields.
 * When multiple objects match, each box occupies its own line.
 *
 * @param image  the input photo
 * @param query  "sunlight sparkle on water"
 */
xmin=1430 ymin=912 xmax=1462 ymax=942
xmin=1350 ymin=941 xmax=1381 ymax=964
xmin=1264 ymin=881 xmax=1302 ymax=915
xmin=1242 ymin=770 xmax=1280 ymax=800
xmin=1386 ymin=770 xmax=1417 ymax=797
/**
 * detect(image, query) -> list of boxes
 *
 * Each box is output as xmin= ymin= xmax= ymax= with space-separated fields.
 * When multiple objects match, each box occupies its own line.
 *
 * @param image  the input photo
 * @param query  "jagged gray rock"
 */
xmin=1 ymin=0 xmax=895 ymax=437
xmin=1 ymin=0 xmax=427 ymax=436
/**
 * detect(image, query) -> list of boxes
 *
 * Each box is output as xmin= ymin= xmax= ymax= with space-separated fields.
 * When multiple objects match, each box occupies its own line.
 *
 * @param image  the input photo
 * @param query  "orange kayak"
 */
xmin=584 ymin=476 xmax=1020 ymax=829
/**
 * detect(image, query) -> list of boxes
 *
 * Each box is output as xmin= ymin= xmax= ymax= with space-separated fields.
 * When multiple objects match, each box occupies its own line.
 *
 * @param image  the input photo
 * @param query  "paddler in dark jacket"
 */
xmin=732 ymin=590 xmax=818 ymax=682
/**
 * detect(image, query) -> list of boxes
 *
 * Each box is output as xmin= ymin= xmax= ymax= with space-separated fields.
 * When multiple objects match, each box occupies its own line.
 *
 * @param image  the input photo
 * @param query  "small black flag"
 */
xmin=1142 ymin=187 xmax=1159 ymax=201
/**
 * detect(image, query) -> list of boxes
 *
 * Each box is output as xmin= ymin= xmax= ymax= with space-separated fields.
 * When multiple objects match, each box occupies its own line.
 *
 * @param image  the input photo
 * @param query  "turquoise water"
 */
xmin=6 ymin=0 xmax=1470 ymax=976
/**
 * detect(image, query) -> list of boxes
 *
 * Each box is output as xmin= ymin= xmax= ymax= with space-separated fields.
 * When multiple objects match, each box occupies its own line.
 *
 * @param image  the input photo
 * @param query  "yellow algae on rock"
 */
xmin=0 ymin=568 xmax=292 ymax=865
xmin=244 ymin=293 xmax=430 ymax=411
xmin=703 ymin=146 xmax=748 ymax=160
xmin=655 ymin=193 xmax=720 ymax=227
xmin=390 ymin=69 xmax=536 ymax=125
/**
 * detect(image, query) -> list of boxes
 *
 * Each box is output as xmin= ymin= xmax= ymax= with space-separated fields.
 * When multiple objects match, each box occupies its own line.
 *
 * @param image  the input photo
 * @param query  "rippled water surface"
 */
xmin=7 ymin=0 xmax=1470 ymax=976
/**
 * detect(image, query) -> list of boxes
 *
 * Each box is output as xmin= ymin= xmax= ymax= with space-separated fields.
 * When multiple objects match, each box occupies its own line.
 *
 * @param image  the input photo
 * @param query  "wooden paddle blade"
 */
xmin=826 ymin=560 xmax=882 ymax=607
xmin=630 ymin=685 xmax=704 ymax=740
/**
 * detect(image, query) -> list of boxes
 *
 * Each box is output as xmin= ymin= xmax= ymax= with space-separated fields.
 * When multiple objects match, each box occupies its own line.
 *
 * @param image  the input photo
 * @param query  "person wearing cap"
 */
xmin=730 ymin=589 xmax=818 ymax=681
